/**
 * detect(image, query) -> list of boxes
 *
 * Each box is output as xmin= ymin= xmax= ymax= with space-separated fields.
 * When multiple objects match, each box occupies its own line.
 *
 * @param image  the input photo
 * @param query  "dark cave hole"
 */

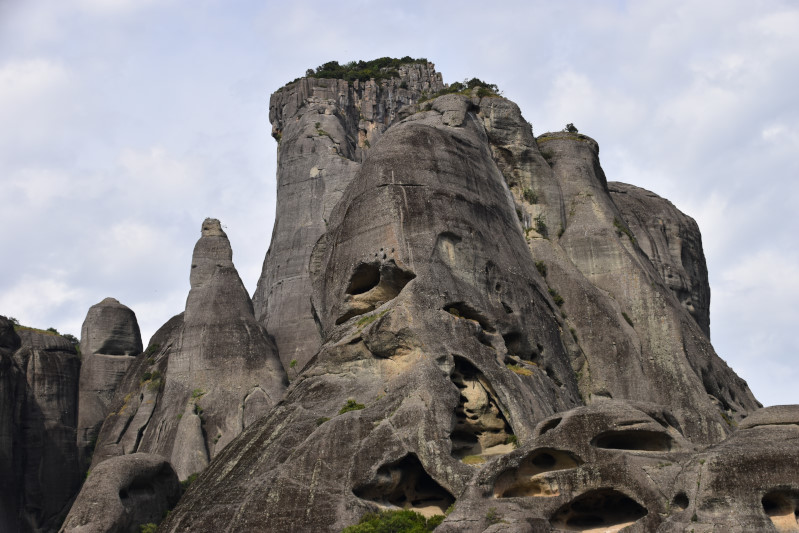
xmin=346 ymin=263 xmax=381 ymax=295
xmin=550 ymin=489 xmax=647 ymax=531
xmin=353 ymin=454 xmax=454 ymax=515
xmin=444 ymin=302 xmax=495 ymax=333
xmin=672 ymin=492 xmax=689 ymax=511
xmin=762 ymin=490 xmax=799 ymax=529
xmin=591 ymin=430 xmax=673 ymax=452
xmin=493 ymin=448 xmax=582 ymax=498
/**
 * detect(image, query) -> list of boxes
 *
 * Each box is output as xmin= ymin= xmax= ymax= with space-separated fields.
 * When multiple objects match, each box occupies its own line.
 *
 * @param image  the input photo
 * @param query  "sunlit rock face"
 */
xmin=90 ymin=218 xmax=287 ymax=481
xmin=157 ymin=77 xmax=770 ymax=533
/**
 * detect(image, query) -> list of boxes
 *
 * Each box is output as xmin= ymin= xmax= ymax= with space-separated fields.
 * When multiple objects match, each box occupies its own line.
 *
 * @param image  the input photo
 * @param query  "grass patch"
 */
xmin=462 ymin=455 xmax=486 ymax=465
xmin=505 ymin=434 xmax=518 ymax=448
xmin=506 ymin=364 xmax=533 ymax=376
xmin=191 ymin=388 xmax=205 ymax=399
xmin=316 ymin=417 xmax=330 ymax=426
xmin=535 ymin=260 xmax=547 ymax=278
xmin=535 ymin=214 xmax=548 ymax=238
xmin=180 ymin=473 xmax=199 ymax=492
xmin=339 ymin=399 xmax=365 ymax=415
xmin=357 ymin=309 xmax=388 ymax=328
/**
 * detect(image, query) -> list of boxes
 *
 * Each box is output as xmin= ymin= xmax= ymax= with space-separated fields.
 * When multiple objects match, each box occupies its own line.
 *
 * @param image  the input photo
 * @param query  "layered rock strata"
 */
xmin=160 ymin=87 xmax=765 ymax=532
xmin=77 ymin=297 xmax=142 ymax=468
xmin=252 ymin=62 xmax=444 ymax=371
xmin=91 ymin=219 xmax=287 ymax=480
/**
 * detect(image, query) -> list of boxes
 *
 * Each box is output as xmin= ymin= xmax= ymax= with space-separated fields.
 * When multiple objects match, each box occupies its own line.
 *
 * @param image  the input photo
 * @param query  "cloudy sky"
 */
xmin=1 ymin=0 xmax=796 ymax=406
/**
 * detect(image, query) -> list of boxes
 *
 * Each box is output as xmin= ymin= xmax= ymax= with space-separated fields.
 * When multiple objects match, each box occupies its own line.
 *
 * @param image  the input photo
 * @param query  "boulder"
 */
xmin=60 ymin=453 xmax=180 ymax=533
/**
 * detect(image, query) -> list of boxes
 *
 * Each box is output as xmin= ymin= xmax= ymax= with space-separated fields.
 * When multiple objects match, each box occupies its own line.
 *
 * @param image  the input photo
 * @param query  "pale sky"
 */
xmin=1 ymin=0 xmax=796 ymax=406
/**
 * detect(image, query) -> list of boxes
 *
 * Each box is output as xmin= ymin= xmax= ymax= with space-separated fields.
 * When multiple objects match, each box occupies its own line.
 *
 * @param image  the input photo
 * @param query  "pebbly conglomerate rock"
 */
xmin=77 ymin=297 xmax=142 ymax=468
xmin=90 ymin=219 xmax=287 ymax=480
xmin=252 ymin=62 xmax=444 ymax=372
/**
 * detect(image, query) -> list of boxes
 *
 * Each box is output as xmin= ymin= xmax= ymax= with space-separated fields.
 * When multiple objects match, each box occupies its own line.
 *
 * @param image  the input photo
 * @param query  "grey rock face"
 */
xmin=609 ymin=182 xmax=711 ymax=337
xmin=0 ymin=316 xmax=23 ymax=532
xmin=11 ymin=328 xmax=82 ymax=532
xmin=60 ymin=453 xmax=180 ymax=533
xmin=252 ymin=62 xmax=444 ymax=372
xmin=77 ymin=297 xmax=142 ymax=468
xmin=91 ymin=219 xmax=287 ymax=481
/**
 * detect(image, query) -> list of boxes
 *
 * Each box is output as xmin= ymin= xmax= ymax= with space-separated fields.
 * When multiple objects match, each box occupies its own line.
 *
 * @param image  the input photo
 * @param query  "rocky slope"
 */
xmin=155 ymin=71 xmax=782 ymax=532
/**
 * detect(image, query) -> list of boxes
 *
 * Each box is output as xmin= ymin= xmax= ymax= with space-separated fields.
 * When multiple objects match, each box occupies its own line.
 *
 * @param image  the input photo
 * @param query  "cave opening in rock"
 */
xmin=346 ymin=263 xmax=381 ymax=295
xmin=450 ymin=357 xmax=513 ymax=460
xmin=493 ymin=447 xmax=582 ymax=498
xmin=353 ymin=454 xmax=454 ymax=518
xmin=762 ymin=490 xmax=799 ymax=532
xmin=591 ymin=429 xmax=673 ymax=452
xmin=443 ymin=302 xmax=495 ymax=333
xmin=537 ymin=417 xmax=562 ymax=436
xmin=672 ymin=492 xmax=689 ymax=512
xmin=550 ymin=489 xmax=648 ymax=532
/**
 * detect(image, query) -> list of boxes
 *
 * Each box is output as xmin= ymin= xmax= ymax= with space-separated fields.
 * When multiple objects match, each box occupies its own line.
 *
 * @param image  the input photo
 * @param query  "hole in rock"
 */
xmin=537 ymin=417 xmax=562 ymax=436
xmin=336 ymin=261 xmax=416 ymax=324
xmin=444 ymin=302 xmax=495 ymax=333
xmin=550 ymin=489 xmax=648 ymax=532
xmin=493 ymin=448 xmax=582 ymax=498
xmin=353 ymin=454 xmax=454 ymax=518
xmin=450 ymin=357 xmax=513 ymax=459
xmin=591 ymin=430 xmax=673 ymax=452
xmin=672 ymin=492 xmax=689 ymax=512
xmin=346 ymin=263 xmax=381 ymax=295
xmin=762 ymin=490 xmax=799 ymax=532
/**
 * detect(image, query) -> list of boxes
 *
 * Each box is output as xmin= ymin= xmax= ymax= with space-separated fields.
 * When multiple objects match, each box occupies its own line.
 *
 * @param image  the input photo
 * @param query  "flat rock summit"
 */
xmin=2 ymin=58 xmax=797 ymax=533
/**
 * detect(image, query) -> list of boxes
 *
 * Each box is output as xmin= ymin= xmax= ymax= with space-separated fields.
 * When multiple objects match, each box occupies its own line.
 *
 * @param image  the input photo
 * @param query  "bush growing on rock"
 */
xmin=341 ymin=510 xmax=444 ymax=533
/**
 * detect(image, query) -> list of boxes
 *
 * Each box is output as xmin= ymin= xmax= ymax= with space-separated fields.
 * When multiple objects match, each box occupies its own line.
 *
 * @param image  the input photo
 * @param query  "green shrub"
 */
xmin=180 ymin=473 xmax=198 ymax=492
xmin=505 ymin=434 xmax=518 ymax=448
xmin=191 ymin=388 xmax=205 ymax=399
xmin=139 ymin=524 xmax=158 ymax=533
xmin=339 ymin=399 xmax=365 ymax=415
xmin=342 ymin=509 xmax=444 ymax=533
xmin=548 ymin=288 xmax=564 ymax=307
xmin=535 ymin=261 xmax=547 ymax=278
xmin=47 ymin=327 xmax=59 ymax=334
xmin=540 ymin=150 xmax=554 ymax=164
xmin=144 ymin=343 xmax=160 ymax=356
xmin=316 ymin=417 xmax=330 ymax=426
xmin=303 ymin=57 xmax=428 ymax=85
xmin=613 ymin=217 xmax=636 ymax=244
xmin=522 ymin=188 xmax=538 ymax=204
xmin=535 ymin=214 xmax=548 ymax=238
xmin=485 ymin=507 xmax=501 ymax=524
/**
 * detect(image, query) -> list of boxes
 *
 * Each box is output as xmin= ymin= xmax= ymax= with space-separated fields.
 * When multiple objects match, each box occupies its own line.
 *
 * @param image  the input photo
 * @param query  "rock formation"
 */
xmin=156 ymin=69 xmax=774 ymax=532
xmin=77 ymin=297 xmax=142 ymax=468
xmin=252 ymin=61 xmax=444 ymax=371
xmin=90 ymin=218 xmax=287 ymax=480
xmin=0 ymin=319 xmax=82 ymax=532
xmin=60 ymin=453 xmax=180 ymax=533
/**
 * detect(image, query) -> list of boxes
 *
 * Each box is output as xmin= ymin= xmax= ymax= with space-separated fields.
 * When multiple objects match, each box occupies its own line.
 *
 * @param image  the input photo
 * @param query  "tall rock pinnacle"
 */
xmin=77 ymin=297 xmax=142 ymax=468
xmin=90 ymin=218 xmax=287 ymax=480
xmin=252 ymin=62 xmax=444 ymax=372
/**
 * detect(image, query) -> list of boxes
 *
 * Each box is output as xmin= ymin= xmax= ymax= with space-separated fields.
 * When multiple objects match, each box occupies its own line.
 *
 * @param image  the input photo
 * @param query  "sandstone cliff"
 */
xmin=90 ymin=219 xmax=287 ymax=480
xmin=157 ymin=74 xmax=774 ymax=532
xmin=0 ymin=319 xmax=82 ymax=533
xmin=252 ymin=61 xmax=444 ymax=371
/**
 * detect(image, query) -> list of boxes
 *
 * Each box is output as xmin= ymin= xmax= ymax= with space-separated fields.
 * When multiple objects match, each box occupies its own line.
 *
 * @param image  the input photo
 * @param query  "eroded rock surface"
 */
xmin=77 ymin=297 xmax=142 ymax=468
xmin=252 ymin=62 xmax=444 ymax=371
xmin=91 ymin=219 xmax=287 ymax=480
xmin=60 ymin=453 xmax=180 ymax=533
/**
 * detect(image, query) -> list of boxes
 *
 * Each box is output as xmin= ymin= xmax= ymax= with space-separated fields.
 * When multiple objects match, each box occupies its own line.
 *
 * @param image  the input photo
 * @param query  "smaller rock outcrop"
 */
xmin=12 ymin=327 xmax=82 ymax=532
xmin=91 ymin=219 xmax=287 ymax=481
xmin=77 ymin=297 xmax=142 ymax=468
xmin=60 ymin=453 xmax=180 ymax=533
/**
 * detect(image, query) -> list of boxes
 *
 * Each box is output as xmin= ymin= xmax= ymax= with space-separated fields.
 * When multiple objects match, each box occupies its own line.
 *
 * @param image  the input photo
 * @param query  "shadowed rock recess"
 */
xmin=22 ymin=59 xmax=792 ymax=533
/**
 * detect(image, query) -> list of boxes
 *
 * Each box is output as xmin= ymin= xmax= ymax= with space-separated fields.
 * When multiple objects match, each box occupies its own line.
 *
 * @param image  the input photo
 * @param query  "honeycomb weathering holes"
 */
xmin=591 ymin=429 xmax=673 ymax=452
xmin=550 ymin=489 xmax=648 ymax=532
xmin=493 ymin=448 xmax=582 ymax=498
